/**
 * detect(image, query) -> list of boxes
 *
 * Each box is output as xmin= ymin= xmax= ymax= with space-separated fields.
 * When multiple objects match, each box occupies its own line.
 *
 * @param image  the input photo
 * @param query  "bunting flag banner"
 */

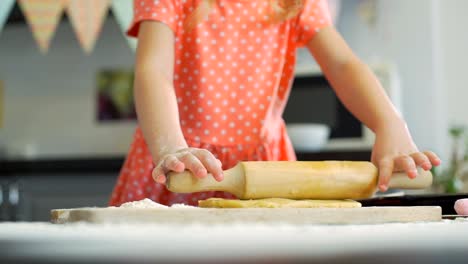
xmin=0 ymin=0 xmax=15 ymax=36
xmin=66 ymin=0 xmax=111 ymax=54
xmin=111 ymin=0 xmax=136 ymax=51
xmin=18 ymin=0 xmax=67 ymax=53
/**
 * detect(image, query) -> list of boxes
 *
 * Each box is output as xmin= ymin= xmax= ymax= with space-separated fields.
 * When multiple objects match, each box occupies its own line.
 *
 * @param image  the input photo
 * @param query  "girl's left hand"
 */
xmin=371 ymin=119 xmax=441 ymax=192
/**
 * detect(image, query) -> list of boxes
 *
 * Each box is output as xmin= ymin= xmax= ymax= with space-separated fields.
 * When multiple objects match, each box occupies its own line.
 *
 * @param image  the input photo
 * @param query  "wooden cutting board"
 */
xmin=51 ymin=206 xmax=442 ymax=225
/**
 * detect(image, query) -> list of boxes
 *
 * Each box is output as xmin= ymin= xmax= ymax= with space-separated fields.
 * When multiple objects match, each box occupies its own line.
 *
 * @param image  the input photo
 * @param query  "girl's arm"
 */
xmin=134 ymin=21 xmax=185 ymax=160
xmin=134 ymin=21 xmax=223 ymax=182
xmin=306 ymin=26 xmax=441 ymax=191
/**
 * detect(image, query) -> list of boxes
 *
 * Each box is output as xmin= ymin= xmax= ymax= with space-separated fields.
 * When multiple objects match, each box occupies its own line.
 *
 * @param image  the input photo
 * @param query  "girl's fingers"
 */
xmin=423 ymin=151 xmax=441 ymax=166
xmin=394 ymin=155 xmax=418 ymax=179
xmin=191 ymin=149 xmax=224 ymax=181
xmin=154 ymin=148 xmax=224 ymax=182
xmin=152 ymin=166 xmax=166 ymax=184
xmin=163 ymin=155 xmax=185 ymax=173
xmin=378 ymin=157 xmax=393 ymax=192
xmin=179 ymin=153 xmax=207 ymax=179
xmin=410 ymin=152 xmax=432 ymax=171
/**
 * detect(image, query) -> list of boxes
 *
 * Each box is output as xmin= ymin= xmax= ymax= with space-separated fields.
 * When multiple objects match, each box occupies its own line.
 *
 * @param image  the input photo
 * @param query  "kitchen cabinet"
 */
xmin=0 ymin=179 xmax=10 ymax=221
xmin=0 ymin=157 xmax=123 ymax=221
xmin=1 ymin=174 xmax=116 ymax=222
xmin=296 ymin=150 xmax=370 ymax=161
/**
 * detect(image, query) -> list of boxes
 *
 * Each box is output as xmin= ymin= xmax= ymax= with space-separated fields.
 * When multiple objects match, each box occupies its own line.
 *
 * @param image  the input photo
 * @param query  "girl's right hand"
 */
xmin=152 ymin=148 xmax=224 ymax=184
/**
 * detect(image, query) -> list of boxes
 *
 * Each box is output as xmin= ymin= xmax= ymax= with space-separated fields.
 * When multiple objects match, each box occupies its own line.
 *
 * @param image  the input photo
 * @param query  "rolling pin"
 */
xmin=166 ymin=161 xmax=433 ymax=200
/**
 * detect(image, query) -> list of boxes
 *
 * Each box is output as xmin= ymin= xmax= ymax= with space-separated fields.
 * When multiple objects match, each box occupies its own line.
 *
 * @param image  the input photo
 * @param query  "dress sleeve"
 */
xmin=127 ymin=0 xmax=181 ymax=37
xmin=294 ymin=0 xmax=333 ymax=47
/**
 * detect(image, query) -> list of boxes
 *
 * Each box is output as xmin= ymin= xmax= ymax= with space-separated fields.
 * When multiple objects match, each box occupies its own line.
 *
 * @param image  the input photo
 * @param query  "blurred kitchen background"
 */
xmin=0 ymin=0 xmax=467 ymax=221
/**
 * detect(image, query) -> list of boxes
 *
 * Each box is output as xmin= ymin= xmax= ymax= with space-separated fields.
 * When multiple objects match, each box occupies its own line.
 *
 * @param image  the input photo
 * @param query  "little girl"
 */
xmin=109 ymin=0 xmax=441 ymax=206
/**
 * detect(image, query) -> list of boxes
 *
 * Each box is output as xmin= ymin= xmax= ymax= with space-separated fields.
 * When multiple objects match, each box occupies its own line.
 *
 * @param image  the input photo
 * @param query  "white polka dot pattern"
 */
xmin=111 ymin=0 xmax=332 ymax=206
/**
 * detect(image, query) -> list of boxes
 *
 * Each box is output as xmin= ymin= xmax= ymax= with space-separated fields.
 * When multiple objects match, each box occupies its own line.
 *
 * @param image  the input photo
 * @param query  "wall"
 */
xmin=0 ymin=18 xmax=136 ymax=159
xmin=1 ymin=1 xmax=463 ymax=163
xmin=436 ymin=0 xmax=468 ymax=173
xmin=337 ymin=0 xmax=449 ymax=162
xmin=439 ymin=0 xmax=468 ymax=127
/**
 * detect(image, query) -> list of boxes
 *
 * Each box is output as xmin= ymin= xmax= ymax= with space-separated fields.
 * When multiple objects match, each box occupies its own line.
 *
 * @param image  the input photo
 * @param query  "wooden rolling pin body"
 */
xmin=166 ymin=161 xmax=433 ymax=200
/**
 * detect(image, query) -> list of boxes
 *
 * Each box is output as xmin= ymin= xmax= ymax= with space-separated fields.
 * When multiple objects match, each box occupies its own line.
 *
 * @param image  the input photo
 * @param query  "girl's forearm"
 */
xmin=324 ymin=58 xmax=405 ymax=134
xmin=134 ymin=68 xmax=187 ymax=162
xmin=308 ymin=27 xmax=406 ymax=134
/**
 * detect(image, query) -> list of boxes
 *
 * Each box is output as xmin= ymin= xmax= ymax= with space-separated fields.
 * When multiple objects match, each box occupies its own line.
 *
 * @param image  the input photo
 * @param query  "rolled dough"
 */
xmin=198 ymin=198 xmax=361 ymax=208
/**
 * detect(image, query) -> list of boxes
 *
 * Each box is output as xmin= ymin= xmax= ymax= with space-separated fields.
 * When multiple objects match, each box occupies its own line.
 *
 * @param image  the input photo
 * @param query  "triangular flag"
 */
xmin=0 ymin=0 xmax=15 ymax=36
xmin=111 ymin=0 xmax=136 ymax=51
xmin=66 ymin=0 xmax=111 ymax=54
xmin=18 ymin=0 xmax=67 ymax=54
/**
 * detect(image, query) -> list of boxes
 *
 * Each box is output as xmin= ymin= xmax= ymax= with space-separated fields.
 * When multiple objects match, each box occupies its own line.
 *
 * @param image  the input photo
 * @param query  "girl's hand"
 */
xmin=152 ymin=148 xmax=224 ymax=184
xmin=371 ymin=119 xmax=441 ymax=192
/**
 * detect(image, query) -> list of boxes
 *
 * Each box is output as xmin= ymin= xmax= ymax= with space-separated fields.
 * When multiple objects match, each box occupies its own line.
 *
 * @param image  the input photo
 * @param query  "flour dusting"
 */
xmin=119 ymin=198 xmax=198 ymax=209
xmin=119 ymin=199 xmax=168 ymax=209
xmin=171 ymin=203 xmax=199 ymax=209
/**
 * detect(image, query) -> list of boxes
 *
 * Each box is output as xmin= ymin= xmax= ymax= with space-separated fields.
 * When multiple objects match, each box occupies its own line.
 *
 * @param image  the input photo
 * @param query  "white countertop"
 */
xmin=1 ymin=219 xmax=468 ymax=263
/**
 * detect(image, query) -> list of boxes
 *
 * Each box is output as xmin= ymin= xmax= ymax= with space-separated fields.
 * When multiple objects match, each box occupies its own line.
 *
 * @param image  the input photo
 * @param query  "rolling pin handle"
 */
xmin=388 ymin=168 xmax=433 ymax=189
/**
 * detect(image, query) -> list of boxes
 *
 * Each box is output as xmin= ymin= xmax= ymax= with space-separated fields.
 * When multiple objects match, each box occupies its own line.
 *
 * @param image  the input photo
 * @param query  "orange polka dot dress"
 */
xmin=110 ymin=0 xmax=332 ymax=206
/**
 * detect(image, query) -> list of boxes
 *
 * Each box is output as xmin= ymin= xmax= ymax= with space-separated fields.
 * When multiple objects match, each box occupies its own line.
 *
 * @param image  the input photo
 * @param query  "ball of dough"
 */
xmin=454 ymin=199 xmax=468 ymax=215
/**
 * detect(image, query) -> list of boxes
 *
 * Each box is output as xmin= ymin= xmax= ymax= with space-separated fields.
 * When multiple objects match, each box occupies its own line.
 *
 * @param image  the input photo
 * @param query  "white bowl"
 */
xmin=286 ymin=124 xmax=330 ymax=152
